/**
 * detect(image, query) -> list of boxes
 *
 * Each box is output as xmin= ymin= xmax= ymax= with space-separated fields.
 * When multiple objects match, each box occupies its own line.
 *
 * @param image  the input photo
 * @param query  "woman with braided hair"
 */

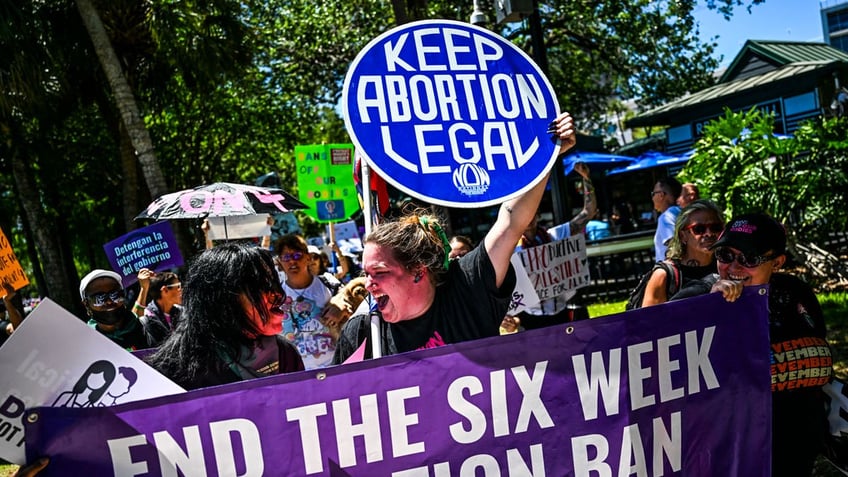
xmin=332 ymin=112 xmax=578 ymax=363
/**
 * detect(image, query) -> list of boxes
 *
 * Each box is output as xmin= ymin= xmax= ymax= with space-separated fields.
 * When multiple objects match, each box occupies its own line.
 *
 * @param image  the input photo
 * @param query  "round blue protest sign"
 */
xmin=343 ymin=20 xmax=560 ymax=208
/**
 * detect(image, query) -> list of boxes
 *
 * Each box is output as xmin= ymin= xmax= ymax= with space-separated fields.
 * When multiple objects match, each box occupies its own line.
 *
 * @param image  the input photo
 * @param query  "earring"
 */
xmin=413 ymin=273 xmax=422 ymax=283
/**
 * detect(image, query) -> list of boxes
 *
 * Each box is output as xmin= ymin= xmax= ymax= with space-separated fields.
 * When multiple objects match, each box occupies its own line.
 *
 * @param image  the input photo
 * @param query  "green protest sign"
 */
xmin=295 ymin=144 xmax=359 ymax=223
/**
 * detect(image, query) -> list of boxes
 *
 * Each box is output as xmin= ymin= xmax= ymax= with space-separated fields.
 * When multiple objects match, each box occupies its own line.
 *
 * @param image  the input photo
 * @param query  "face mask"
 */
xmin=90 ymin=306 xmax=133 ymax=326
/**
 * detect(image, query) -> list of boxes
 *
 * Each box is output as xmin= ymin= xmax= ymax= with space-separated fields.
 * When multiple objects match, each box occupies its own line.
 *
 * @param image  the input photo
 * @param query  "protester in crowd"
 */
xmin=513 ymin=161 xmax=596 ymax=330
xmin=639 ymin=200 xmax=724 ymax=308
xmin=651 ymin=176 xmax=682 ymax=261
xmin=308 ymin=245 xmax=343 ymax=289
xmin=79 ymin=270 xmax=153 ymax=351
xmin=611 ymin=200 xmax=636 ymax=234
xmin=145 ymin=244 xmax=303 ymax=390
xmin=335 ymin=253 xmax=361 ymax=284
xmin=448 ymin=235 xmax=474 ymax=259
xmin=130 ymin=268 xmax=156 ymax=318
xmin=671 ymin=213 xmax=831 ymax=477
xmin=676 ymin=182 xmax=700 ymax=208
xmin=274 ymin=234 xmax=341 ymax=369
xmin=138 ymin=271 xmax=183 ymax=347
xmin=332 ymin=112 xmax=577 ymax=362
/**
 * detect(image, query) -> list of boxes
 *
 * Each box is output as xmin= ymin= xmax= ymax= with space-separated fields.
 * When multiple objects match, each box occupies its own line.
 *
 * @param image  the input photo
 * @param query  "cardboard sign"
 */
xmin=25 ymin=290 xmax=772 ymax=476
xmin=296 ymin=144 xmax=360 ymax=223
xmin=103 ymin=221 xmax=184 ymax=288
xmin=507 ymin=253 xmax=541 ymax=314
xmin=517 ymin=234 xmax=591 ymax=302
xmin=0 ymin=227 xmax=29 ymax=294
xmin=206 ymin=214 xmax=271 ymax=240
xmin=0 ymin=299 xmax=185 ymax=464
xmin=342 ymin=20 xmax=561 ymax=208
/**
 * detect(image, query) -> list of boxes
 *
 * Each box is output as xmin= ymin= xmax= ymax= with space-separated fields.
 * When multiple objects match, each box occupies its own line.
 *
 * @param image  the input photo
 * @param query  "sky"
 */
xmin=692 ymin=0 xmax=827 ymax=66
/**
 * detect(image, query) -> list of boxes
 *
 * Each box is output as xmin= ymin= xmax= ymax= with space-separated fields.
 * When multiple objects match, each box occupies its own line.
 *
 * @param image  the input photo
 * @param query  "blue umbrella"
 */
xmin=605 ymin=150 xmax=693 ymax=176
xmin=561 ymin=151 xmax=637 ymax=175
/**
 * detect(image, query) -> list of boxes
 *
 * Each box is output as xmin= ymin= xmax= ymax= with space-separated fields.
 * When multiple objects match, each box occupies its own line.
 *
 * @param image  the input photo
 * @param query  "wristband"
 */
xmin=133 ymin=302 xmax=145 ymax=311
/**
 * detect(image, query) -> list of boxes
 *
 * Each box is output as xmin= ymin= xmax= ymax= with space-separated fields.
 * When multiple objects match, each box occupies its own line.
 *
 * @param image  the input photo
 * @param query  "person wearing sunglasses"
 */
xmin=145 ymin=243 xmax=303 ymax=390
xmin=79 ymin=270 xmax=154 ymax=351
xmin=274 ymin=234 xmax=342 ymax=369
xmin=638 ymin=200 xmax=724 ymax=308
xmin=137 ymin=271 xmax=183 ymax=347
xmin=672 ymin=213 xmax=831 ymax=477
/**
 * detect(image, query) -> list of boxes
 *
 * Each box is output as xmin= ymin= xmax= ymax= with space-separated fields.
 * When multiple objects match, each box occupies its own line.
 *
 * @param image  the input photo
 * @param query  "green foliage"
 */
xmin=679 ymin=109 xmax=848 ymax=244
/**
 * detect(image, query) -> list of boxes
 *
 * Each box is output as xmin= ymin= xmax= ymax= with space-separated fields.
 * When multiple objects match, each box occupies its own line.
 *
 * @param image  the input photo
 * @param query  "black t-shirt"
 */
xmin=673 ymin=272 xmax=831 ymax=477
xmin=174 ymin=337 xmax=305 ymax=391
xmin=333 ymin=244 xmax=516 ymax=363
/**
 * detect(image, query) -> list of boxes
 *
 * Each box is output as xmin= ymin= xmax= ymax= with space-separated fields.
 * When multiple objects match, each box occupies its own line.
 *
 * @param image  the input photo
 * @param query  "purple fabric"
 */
xmin=103 ymin=221 xmax=184 ymax=288
xmin=25 ymin=288 xmax=771 ymax=476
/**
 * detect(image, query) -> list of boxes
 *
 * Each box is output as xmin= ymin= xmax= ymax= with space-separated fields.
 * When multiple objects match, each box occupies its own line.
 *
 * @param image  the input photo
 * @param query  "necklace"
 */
xmin=284 ymin=281 xmax=310 ymax=303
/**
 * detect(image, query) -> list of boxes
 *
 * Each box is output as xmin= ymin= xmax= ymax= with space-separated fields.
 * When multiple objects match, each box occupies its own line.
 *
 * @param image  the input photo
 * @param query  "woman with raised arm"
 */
xmin=332 ymin=112 xmax=577 ymax=362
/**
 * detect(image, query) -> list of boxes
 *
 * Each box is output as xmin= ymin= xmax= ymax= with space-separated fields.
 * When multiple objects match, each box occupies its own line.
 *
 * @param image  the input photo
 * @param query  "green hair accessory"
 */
xmin=419 ymin=216 xmax=451 ymax=269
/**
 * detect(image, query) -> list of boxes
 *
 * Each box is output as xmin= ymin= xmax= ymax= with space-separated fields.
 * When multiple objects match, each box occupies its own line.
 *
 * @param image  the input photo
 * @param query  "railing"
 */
xmin=578 ymin=229 xmax=657 ymax=303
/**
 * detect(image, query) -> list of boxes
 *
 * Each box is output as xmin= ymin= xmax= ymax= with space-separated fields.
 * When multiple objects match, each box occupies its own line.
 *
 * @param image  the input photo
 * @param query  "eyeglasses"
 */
xmin=650 ymin=190 xmax=665 ymax=197
xmin=280 ymin=252 xmax=305 ymax=262
xmin=164 ymin=283 xmax=182 ymax=290
xmin=86 ymin=289 xmax=126 ymax=307
xmin=684 ymin=223 xmax=724 ymax=235
xmin=714 ymin=247 xmax=776 ymax=268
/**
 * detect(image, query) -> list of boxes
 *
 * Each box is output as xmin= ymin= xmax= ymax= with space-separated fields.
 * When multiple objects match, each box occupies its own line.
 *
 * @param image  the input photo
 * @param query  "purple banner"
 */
xmin=25 ymin=289 xmax=771 ymax=476
xmin=103 ymin=221 xmax=184 ymax=288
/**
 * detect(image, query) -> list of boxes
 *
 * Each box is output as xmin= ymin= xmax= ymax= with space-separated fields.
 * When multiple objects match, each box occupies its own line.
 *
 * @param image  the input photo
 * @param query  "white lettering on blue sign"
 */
xmin=343 ymin=20 xmax=559 ymax=207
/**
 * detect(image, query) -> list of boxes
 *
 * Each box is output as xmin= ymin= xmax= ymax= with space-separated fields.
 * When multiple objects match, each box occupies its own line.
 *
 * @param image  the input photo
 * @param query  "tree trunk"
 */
xmin=75 ymin=0 xmax=169 ymax=200
xmin=10 ymin=152 xmax=79 ymax=314
xmin=119 ymin=124 xmax=140 ymax=230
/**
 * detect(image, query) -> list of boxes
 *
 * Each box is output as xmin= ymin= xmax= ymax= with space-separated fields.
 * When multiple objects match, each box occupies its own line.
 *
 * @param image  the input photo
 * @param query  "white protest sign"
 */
xmin=516 ymin=234 xmax=591 ymax=303
xmin=507 ymin=254 xmax=541 ymax=314
xmin=0 ymin=299 xmax=185 ymax=464
xmin=329 ymin=220 xmax=363 ymax=254
xmin=206 ymin=214 xmax=271 ymax=240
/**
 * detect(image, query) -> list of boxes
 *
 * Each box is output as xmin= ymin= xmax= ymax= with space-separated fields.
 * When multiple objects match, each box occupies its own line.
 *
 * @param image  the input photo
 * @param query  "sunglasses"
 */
xmin=86 ymin=289 xmax=126 ymax=307
xmin=714 ymin=247 xmax=776 ymax=268
xmin=650 ymin=190 xmax=665 ymax=197
xmin=280 ymin=252 xmax=305 ymax=262
xmin=164 ymin=283 xmax=182 ymax=290
xmin=684 ymin=222 xmax=724 ymax=235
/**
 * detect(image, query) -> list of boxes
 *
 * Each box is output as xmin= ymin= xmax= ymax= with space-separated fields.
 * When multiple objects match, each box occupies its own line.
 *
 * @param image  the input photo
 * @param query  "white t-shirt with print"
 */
xmin=281 ymin=276 xmax=334 ymax=369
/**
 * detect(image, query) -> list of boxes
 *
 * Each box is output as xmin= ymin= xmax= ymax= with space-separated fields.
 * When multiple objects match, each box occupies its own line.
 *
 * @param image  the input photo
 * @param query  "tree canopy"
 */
xmin=0 ymin=0 xmax=778 ymax=308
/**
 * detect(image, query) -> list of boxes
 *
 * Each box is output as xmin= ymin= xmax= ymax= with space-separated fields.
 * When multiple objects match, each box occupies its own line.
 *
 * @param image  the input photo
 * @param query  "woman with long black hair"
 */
xmin=145 ymin=243 xmax=303 ymax=390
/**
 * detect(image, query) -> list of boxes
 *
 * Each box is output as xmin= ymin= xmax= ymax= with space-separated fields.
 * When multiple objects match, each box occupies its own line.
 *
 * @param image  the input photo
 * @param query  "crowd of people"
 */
xmin=5 ymin=110 xmax=837 ymax=477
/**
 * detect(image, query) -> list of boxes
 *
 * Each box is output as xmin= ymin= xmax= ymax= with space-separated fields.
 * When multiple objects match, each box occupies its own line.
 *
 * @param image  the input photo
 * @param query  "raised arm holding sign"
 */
xmin=333 ymin=113 xmax=576 ymax=363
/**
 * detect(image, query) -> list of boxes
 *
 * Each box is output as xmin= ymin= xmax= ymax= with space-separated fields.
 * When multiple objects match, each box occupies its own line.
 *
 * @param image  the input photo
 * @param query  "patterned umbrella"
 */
xmin=134 ymin=182 xmax=307 ymax=221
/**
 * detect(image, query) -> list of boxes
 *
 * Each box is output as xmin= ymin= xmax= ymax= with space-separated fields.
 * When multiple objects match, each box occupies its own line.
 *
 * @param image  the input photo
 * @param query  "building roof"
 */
xmin=627 ymin=40 xmax=848 ymax=128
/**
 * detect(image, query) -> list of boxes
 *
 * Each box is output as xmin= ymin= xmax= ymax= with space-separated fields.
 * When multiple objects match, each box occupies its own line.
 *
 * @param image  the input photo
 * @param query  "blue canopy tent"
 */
xmin=561 ymin=151 xmax=637 ymax=175
xmin=605 ymin=150 xmax=693 ymax=176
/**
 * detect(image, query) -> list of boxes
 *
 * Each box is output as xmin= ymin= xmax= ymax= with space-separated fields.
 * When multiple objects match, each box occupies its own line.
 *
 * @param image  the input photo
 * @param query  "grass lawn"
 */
xmin=2 ymin=293 xmax=846 ymax=476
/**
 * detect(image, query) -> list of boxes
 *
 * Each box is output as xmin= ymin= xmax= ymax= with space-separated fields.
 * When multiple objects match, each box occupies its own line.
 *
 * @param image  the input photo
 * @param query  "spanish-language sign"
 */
xmin=0 ymin=227 xmax=29 ymax=293
xmin=103 ymin=221 xmax=184 ymax=288
xmin=0 ymin=299 xmax=185 ymax=465
xmin=517 ymin=234 xmax=591 ymax=302
xmin=296 ymin=144 xmax=360 ymax=222
xmin=343 ymin=20 xmax=561 ymax=208
xmin=26 ymin=289 xmax=771 ymax=476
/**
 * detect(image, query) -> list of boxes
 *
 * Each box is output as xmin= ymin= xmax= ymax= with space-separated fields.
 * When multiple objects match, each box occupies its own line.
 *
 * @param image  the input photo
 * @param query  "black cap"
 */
xmin=710 ymin=213 xmax=786 ymax=257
